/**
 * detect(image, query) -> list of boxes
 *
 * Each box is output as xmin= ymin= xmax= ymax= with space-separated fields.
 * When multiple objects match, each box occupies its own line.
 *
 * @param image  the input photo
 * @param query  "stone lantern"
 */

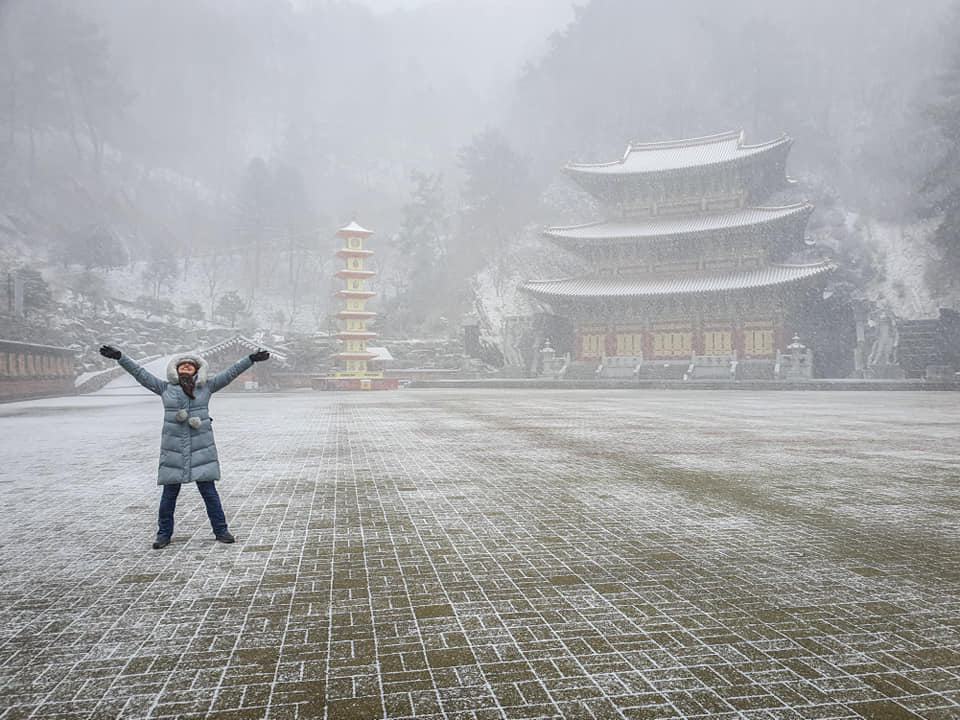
xmin=777 ymin=333 xmax=813 ymax=380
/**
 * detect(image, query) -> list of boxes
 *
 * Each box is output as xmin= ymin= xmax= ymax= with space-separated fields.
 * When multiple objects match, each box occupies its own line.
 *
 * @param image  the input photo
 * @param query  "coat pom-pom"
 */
xmin=175 ymin=409 xmax=188 ymax=422
xmin=188 ymin=416 xmax=202 ymax=429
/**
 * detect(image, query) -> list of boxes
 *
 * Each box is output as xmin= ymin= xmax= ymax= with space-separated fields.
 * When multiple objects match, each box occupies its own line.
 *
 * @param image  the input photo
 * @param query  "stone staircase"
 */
xmin=635 ymin=361 xmax=687 ymax=380
xmin=737 ymin=358 xmax=776 ymax=380
xmin=562 ymin=361 xmax=602 ymax=379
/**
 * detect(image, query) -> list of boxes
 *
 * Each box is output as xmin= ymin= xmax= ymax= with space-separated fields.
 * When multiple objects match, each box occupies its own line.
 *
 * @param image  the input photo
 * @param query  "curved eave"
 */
xmin=564 ymin=132 xmax=792 ymax=178
xmin=519 ymin=262 xmax=835 ymax=300
xmin=334 ymin=352 xmax=378 ymax=360
xmin=336 ymin=290 xmax=377 ymax=299
xmin=336 ymin=311 xmax=377 ymax=319
xmin=336 ymin=221 xmax=374 ymax=238
xmin=335 ymin=270 xmax=376 ymax=279
xmin=336 ymin=249 xmax=375 ymax=258
xmin=543 ymin=204 xmax=813 ymax=247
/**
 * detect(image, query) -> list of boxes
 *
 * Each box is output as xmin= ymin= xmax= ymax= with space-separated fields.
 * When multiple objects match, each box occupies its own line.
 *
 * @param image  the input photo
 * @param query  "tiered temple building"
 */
xmin=334 ymin=220 xmax=378 ymax=375
xmin=319 ymin=220 xmax=397 ymax=390
xmin=520 ymin=130 xmax=835 ymax=378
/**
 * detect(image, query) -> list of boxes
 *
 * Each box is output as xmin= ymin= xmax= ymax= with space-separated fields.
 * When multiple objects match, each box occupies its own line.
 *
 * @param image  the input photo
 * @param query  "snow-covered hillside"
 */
xmin=855 ymin=217 xmax=945 ymax=318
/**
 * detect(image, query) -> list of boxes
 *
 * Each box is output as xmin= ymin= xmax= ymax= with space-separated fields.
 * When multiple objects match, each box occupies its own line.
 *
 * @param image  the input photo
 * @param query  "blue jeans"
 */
xmin=157 ymin=481 xmax=228 ymax=537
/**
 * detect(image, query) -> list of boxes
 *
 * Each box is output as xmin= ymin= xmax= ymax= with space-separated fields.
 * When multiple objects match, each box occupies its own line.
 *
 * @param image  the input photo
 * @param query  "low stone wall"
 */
xmin=313 ymin=376 xmax=399 ymax=391
xmin=272 ymin=372 xmax=316 ymax=390
xmin=75 ymin=366 xmax=127 ymax=394
xmin=384 ymin=368 xmax=468 ymax=381
xmin=405 ymin=377 xmax=960 ymax=391
xmin=0 ymin=376 xmax=76 ymax=402
xmin=74 ymin=355 xmax=164 ymax=395
xmin=0 ymin=339 xmax=77 ymax=402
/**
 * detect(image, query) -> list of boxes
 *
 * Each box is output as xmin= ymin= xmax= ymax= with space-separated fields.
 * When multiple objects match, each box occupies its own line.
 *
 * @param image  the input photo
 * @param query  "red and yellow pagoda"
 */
xmin=319 ymin=220 xmax=397 ymax=390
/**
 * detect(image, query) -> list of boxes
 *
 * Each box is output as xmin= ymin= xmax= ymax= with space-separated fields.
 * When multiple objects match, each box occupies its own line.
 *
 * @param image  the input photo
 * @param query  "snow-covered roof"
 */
xmin=366 ymin=346 xmax=394 ymax=362
xmin=544 ymin=204 xmax=813 ymax=242
xmin=565 ymin=130 xmax=792 ymax=176
xmin=520 ymin=261 xmax=835 ymax=300
xmin=200 ymin=336 xmax=287 ymax=363
xmin=0 ymin=338 xmax=76 ymax=354
xmin=336 ymin=220 xmax=374 ymax=237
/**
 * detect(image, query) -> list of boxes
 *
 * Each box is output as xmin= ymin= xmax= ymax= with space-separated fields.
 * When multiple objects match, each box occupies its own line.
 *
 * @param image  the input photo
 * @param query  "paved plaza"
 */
xmin=0 ymin=388 xmax=958 ymax=720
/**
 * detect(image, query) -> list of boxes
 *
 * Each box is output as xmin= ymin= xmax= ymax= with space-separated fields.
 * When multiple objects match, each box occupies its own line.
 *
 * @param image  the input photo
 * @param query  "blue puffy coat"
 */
xmin=119 ymin=353 xmax=253 ymax=485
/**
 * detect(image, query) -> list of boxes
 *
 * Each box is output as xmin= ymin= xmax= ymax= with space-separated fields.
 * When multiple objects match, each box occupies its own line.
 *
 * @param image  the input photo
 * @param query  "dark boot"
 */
xmin=215 ymin=531 xmax=235 ymax=544
xmin=152 ymin=535 xmax=171 ymax=549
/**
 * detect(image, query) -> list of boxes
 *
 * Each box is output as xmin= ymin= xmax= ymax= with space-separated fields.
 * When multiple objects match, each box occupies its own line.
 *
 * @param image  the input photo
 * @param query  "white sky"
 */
xmin=360 ymin=0 xmax=428 ymax=9
xmin=292 ymin=0 xmax=431 ymax=11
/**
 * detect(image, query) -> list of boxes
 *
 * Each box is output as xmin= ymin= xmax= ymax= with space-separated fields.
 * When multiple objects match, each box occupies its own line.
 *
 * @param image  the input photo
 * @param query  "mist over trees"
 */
xmin=920 ymin=3 xmax=960 ymax=292
xmin=0 ymin=0 xmax=129 ymax=176
xmin=508 ymin=0 xmax=954 ymax=219
xmin=2 ymin=0 xmax=960 ymax=354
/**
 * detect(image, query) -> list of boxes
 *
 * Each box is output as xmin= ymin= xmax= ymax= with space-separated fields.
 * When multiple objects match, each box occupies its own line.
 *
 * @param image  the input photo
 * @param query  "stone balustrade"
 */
xmin=0 ymin=339 xmax=77 ymax=402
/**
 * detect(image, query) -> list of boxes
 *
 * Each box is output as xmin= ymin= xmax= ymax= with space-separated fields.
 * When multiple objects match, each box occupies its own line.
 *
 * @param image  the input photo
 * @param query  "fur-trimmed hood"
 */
xmin=166 ymin=353 xmax=209 ymax=386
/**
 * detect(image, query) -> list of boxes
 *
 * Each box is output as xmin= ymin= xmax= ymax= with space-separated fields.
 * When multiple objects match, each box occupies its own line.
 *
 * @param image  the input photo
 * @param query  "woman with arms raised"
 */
xmin=99 ymin=344 xmax=270 ymax=549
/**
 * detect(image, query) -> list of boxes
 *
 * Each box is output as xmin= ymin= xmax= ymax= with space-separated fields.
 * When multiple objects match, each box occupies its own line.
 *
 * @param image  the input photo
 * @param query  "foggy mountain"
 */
xmin=2 ymin=0 xmax=960 ymax=369
xmin=326 ymin=0 xmax=431 ymax=13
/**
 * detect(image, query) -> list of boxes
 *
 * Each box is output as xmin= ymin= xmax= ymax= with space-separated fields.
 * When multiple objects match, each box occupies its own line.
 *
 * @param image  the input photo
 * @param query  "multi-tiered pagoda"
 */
xmin=520 ymin=130 xmax=834 ymax=378
xmin=318 ymin=221 xmax=397 ymax=390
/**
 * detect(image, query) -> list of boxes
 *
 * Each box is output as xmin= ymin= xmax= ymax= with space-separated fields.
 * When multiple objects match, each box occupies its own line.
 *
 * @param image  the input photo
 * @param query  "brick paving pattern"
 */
xmin=0 ymin=389 xmax=958 ymax=720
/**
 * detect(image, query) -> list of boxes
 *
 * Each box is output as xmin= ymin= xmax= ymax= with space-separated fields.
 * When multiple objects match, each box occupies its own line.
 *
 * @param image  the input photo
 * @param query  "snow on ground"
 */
xmin=0 ymin=388 xmax=958 ymax=719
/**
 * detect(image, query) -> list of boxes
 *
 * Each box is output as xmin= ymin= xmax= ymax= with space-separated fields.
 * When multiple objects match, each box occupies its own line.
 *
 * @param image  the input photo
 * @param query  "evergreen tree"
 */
xmin=62 ymin=224 xmax=128 ymax=270
xmin=236 ymin=157 xmax=274 ymax=301
xmin=400 ymin=171 xmax=447 ymax=264
xmin=282 ymin=333 xmax=331 ymax=372
xmin=216 ymin=290 xmax=247 ymax=328
xmin=0 ymin=0 xmax=127 ymax=173
xmin=142 ymin=243 xmax=177 ymax=300
xmin=17 ymin=266 xmax=53 ymax=313
xmin=392 ymin=170 xmax=450 ymax=331
xmin=64 ymin=9 xmax=130 ymax=174
xmin=272 ymin=162 xmax=315 ymax=324
xmin=456 ymin=129 xmax=536 ymax=300
xmin=921 ymin=2 xmax=960 ymax=266
xmin=185 ymin=301 xmax=205 ymax=321
xmin=69 ymin=270 xmax=106 ymax=312
xmin=457 ymin=130 xmax=533 ymax=249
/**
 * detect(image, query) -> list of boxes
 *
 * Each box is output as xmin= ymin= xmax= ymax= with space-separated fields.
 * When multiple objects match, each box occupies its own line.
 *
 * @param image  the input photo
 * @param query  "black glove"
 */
xmin=99 ymin=344 xmax=122 ymax=360
xmin=249 ymin=349 xmax=270 ymax=362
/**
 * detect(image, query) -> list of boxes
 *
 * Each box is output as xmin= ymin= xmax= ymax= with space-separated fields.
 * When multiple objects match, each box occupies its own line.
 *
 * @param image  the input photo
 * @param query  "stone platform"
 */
xmin=0 ymin=389 xmax=957 ymax=719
